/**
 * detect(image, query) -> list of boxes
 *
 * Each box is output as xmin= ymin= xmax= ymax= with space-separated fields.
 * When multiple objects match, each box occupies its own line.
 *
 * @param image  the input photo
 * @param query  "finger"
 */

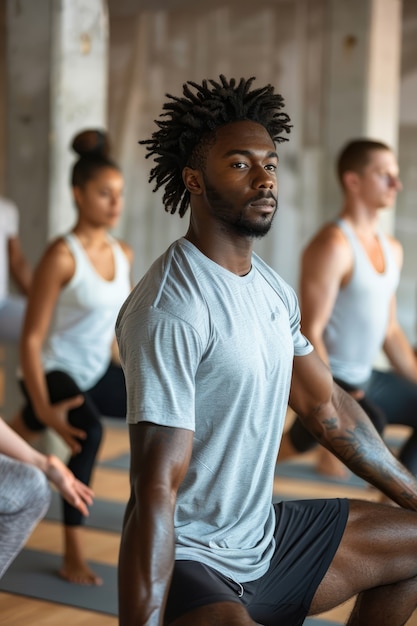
xmin=64 ymin=434 xmax=82 ymax=455
xmin=78 ymin=483 xmax=94 ymax=501
xmin=69 ymin=495 xmax=89 ymax=516
xmin=68 ymin=425 xmax=87 ymax=441
xmin=63 ymin=394 xmax=85 ymax=410
xmin=73 ymin=481 xmax=94 ymax=505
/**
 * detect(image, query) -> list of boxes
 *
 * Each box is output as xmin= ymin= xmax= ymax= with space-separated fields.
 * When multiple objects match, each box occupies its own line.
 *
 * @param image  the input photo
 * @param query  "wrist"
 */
xmin=43 ymin=454 xmax=56 ymax=480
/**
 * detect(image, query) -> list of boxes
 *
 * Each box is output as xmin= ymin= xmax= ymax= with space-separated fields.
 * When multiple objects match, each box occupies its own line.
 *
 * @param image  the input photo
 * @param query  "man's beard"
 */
xmin=205 ymin=182 xmax=277 ymax=239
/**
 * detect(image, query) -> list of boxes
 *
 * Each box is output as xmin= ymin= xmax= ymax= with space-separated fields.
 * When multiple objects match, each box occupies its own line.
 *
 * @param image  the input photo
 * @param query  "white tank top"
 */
xmin=42 ymin=232 xmax=131 ymax=390
xmin=324 ymin=219 xmax=399 ymax=385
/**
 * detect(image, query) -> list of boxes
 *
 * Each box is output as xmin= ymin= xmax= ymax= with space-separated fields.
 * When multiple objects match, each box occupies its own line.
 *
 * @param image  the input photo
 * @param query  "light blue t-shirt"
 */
xmin=116 ymin=238 xmax=312 ymax=583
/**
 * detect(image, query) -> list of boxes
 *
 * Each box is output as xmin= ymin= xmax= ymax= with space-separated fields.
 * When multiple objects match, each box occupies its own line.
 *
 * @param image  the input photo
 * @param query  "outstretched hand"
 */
xmin=45 ymin=454 xmax=94 ymax=516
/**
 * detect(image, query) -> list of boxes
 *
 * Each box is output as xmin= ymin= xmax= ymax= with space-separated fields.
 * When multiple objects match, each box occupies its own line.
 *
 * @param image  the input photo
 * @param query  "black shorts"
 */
xmin=165 ymin=498 xmax=349 ymax=626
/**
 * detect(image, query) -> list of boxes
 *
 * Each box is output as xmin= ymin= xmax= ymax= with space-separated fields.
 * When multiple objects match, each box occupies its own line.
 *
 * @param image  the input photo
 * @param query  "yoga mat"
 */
xmin=100 ymin=451 xmax=130 ymax=471
xmin=0 ymin=548 xmax=118 ymax=616
xmin=45 ymin=490 xmax=125 ymax=533
xmin=275 ymin=461 xmax=367 ymax=488
xmin=0 ymin=548 xmax=343 ymax=624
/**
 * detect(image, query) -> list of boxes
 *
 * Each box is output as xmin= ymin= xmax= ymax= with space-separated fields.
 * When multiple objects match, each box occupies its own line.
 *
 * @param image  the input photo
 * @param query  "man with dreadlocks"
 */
xmin=116 ymin=76 xmax=417 ymax=626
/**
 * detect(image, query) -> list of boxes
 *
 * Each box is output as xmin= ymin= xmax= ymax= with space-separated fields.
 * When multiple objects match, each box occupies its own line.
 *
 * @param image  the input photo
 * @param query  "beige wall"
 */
xmin=107 ymin=0 xmax=327 ymax=288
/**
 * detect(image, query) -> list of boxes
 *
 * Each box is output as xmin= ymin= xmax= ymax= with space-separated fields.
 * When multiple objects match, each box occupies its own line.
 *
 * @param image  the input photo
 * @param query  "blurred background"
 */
xmin=0 ymin=0 xmax=416 ymax=339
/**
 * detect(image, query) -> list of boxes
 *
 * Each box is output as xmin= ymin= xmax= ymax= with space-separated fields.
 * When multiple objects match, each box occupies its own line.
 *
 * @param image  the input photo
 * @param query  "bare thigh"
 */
xmin=309 ymin=499 xmax=417 ymax=615
xmin=169 ymin=601 xmax=261 ymax=626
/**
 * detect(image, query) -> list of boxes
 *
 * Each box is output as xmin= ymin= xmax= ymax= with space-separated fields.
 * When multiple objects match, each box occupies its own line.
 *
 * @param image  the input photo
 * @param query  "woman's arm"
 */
xmin=20 ymin=239 xmax=86 ymax=453
xmin=0 ymin=417 xmax=93 ymax=515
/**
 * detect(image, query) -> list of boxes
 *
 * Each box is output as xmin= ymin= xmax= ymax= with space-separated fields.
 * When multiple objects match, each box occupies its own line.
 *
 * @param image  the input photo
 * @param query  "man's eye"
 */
xmin=265 ymin=164 xmax=277 ymax=172
xmin=232 ymin=162 xmax=247 ymax=169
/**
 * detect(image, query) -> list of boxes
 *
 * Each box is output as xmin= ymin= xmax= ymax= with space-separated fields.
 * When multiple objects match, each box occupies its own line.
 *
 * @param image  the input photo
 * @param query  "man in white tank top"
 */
xmin=280 ymin=139 xmax=417 ymax=480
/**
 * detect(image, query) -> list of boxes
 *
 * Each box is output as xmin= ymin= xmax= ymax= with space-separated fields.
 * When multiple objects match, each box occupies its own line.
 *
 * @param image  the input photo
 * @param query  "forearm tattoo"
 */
xmin=314 ymin=392 xmax=417 ymax=508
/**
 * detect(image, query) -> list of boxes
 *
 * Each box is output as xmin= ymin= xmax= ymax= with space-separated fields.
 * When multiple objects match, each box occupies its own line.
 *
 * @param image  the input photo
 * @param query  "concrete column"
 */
xmin=3 ymin=0 xmax=108 ymax=424
xmin=6 ymin=0 xmax=108 ymax=257
xmin=322 ymin=0 xmax=402 ymax=228
xmin=49 ymin=0 xmax=109 ymax=238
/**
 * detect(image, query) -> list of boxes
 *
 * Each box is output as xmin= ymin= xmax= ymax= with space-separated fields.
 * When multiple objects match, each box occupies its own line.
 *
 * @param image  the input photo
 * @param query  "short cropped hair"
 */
xmin=140 ymin=75 xmax=292 ymax=217
xmin=337 ymin=138 xmax=392 ymax=187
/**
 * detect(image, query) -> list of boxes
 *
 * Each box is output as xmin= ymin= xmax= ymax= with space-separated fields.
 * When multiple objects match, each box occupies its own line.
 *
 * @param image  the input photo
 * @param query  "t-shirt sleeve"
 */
xmin=285 ymin=282 xmax=313 ymax=357
xmin=118 ymin=307 xmax=202 ymax=431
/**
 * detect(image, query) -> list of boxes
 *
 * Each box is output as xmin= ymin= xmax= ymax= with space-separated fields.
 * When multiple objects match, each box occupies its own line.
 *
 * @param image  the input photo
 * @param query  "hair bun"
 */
xmin=71 ymin=129 xmax=110 ymax=158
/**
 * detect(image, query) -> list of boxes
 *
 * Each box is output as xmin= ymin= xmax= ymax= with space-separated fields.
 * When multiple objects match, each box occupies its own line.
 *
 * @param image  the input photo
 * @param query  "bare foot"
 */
xmin=59 ymin=561 xmax=103 ymax=585
xmin=316 ymin=448 xmax=350 ymax=481
xmin=61 ymin=525 xmax=103 ymax=585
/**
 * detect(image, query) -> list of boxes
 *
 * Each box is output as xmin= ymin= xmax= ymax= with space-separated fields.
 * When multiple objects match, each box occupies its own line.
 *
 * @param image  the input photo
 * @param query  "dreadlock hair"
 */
xmin=140 ymin=75 xmax=292 ymax=217
xmin=336 ymin=138 xmax=391 ymax=188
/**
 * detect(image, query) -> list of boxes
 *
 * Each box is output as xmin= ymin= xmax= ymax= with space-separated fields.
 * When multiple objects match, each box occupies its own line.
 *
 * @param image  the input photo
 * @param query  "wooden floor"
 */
xmin=1 ymin=417 xmax=417 ymax=624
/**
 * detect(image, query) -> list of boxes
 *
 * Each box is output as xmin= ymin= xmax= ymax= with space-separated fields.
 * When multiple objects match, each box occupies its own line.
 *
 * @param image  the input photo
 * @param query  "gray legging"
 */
xmin=0 ymin=454 xmax=51 ymax=578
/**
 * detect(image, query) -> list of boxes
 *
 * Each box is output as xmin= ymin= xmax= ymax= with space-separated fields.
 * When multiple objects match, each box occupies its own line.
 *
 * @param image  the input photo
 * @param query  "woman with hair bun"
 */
xmin=10 ymin=129 xmax=133 ymax=585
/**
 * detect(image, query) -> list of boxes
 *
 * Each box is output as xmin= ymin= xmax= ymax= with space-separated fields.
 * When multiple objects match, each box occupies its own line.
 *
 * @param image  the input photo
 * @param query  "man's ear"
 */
xmin=343 ymin=170 xmax=360 ymax=193
xmin=183 ymin=167 xmax=203 ymax=195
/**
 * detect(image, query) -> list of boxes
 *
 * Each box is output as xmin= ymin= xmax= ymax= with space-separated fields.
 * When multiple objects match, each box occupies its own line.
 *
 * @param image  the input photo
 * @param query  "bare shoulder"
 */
xmin=303 ymin=222 xmax=352 ymax=267
xmin=35 ymin=236 xmax=75 ymax=284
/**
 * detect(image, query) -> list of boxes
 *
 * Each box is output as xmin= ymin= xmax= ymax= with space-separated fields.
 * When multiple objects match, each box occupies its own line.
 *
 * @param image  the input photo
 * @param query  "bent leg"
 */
xmin=310 ymin=499 xmax=417 ymax=625
xmin=366 ymin=370 xmax=417 ymax=474
xmin=0 ymin=454 xmax=50 ymax=578
xmin=169 ymin=602 xmax=261 ymax=625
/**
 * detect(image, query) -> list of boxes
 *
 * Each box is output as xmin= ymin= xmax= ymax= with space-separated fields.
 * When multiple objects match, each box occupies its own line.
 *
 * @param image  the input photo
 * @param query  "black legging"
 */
xmin=288 ymin=377 xmax=387 ymax=453
xmin=20 ymin=364 xmax=126 ymax=526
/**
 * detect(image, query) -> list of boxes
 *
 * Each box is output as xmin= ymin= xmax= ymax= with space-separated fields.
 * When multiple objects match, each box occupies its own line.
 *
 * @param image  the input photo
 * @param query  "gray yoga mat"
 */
xmin=0 ymin=548 xmax=118 ymax=616
xmin=0 ymin=548 xmax=342 ymax=623
xmin=100 ymin=451 xmax=130 ymax=471
xmin=45 ymin=490 xmax=125 ymax=533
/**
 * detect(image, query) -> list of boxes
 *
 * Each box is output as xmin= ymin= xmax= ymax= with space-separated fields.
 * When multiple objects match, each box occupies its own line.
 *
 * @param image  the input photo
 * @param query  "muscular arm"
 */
xmin=290 ymin=351 xmax=417 ymax=510
xmin=118 ymin=422 xmax=193 ymax=626
xmin=299 ymin=224 xmax=352 ymax=363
